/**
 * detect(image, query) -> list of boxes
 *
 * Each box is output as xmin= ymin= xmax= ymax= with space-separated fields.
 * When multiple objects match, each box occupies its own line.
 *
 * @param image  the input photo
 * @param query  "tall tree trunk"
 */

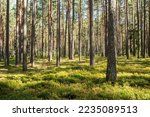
xmin=48 ymin=0 xmax=52 ymax=62
xmin=143 ymin=0 xmax=146 ymax=58
xmin=149 ymin=0 xmax=150 ymax=57
xmin=5 ymin=0 xmax=10 ymax=66
xmin=67 ymin=0 xmax=71 ymax=59
xmin=22 ymin=0 xmax=27 ymax=71
xmin=132 ymin=0 xmax=136 ymax=56
xmin=140 ymin=0 xmax=143 ymax=57
xmin=104 ymin=0 xmax=108 ymax=57
xmin=88 ymin=0 xmax=94 ymax=66
xmin=30 ymin=0 xmax=36 ymax=66
xmin=125 ymin=0 xmax=130 ymax=59
xmin=56 ymin=0 xmax=60 ymax=66
xmin=78 ymin=0 xmax=82 ymax=62
xmin=15 ymin=0 xmax=20 ymax=65
xmin=41 ymin=0 xmax=45 ymax=58
xmin=137 ymin=0 xmax=140 ymax=58
xmin=64 ymin=8 xmax=68 ymax=58
xmin=19 ymin=0 xmax=23 ymax=63
xmin=71 ymin=0 xmax=75 ymax=59
xmin=0 ymin=2 xmax=4 ymax=61
xmin=106 ymin=0 xmax=117 ymax=82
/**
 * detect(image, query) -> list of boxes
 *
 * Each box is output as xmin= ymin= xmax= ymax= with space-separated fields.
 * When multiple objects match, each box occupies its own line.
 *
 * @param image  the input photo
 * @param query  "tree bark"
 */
xmin=88 ymin=0 xmax=94 ymax=66
xmin=5 ymin=0 xmax=10 ymax=66
xmin=48 ymin=0 xmax=52 ymax=62
xmin=22 ymin=0 xmax=27 ymax=71
xmin=106 ymin=0 xmax=117 ymax=82
xmin=30 ymin=0 xmax=36 ymax=66
xmin=56 ymin=0 xmax=61 ymax=66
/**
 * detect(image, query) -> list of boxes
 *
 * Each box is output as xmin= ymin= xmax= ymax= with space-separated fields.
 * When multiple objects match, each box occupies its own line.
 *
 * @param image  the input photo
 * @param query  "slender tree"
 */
xmin=22 ymin=0 xmax=27 ymax=71
xmin=67 ymin=0 xmax=71 ymax=59
xmin=149 ymin=0 xmax=150 ymax=57
xmin=30 ymin=0 xmax=36 ymax=66
xmin=15 ymin=0 xmax=20 ymax=65
xmin=88 ymin=0 xmax=94 ymax=66
xmin=78 ymin=0 xmax=82 ymax=62
xmin=104 ymin=0 xmax=108 ymax=57
xmin=125 ymin=0 xmax=130 ymax=59
xmin=48 ymin=0 xmax=53 ymax=62
xmin=143 ymin=0 xmax=146 ymax=58
xmin=137 ymin=0 xmax=140 ymax=58
xmin=5 ymin=0 xmax=10 ymax=66
xmin=71 ymin=0 xmax=75 ymax=59
xmin=64 ymin=2 xmax=68 ymax=58
xmin=56 ymin=0 xmax=61 ymax=66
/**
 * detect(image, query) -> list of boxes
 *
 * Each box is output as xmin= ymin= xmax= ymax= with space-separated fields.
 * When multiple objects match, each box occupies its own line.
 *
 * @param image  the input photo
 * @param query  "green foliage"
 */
xmin=0 ymin=57 xmax=150 ymax=100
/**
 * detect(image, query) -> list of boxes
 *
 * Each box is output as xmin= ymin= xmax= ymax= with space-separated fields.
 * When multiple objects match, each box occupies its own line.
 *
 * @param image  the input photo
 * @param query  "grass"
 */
xmin=0 ymin=56 xmax=150 ymax=100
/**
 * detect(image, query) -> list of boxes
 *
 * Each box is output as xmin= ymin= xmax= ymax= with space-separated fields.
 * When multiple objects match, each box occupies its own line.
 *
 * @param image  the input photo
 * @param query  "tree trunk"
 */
xmin=106 ymin=0 xmax=117 ymax=82
xmin=22 ymin=0 xmax=27 ymax=71
xmin=41 ymin=0 xmax=45 ymax=58
xmin=104 ymin=0 xmax=108 ymax=57
xmin=78 ymin=0 xmax=82 ymax=62
xmin=137 ymin=0 xmax=140 ymax=58
xmin=143 ymin=0 xmax=146 ymax=58
xmin=64 ymin=6 xmax=68 ymax=58
xmin=125 ymin=0 xmax=130 ymax=59
xmin=56 ymin=0 xmax=60 ymax=66
xmin=149 ymin=0 xmax=150 ymax=57
xmin=30 ymin=0 xmax=36 ymax=66
xmin=48 ymin=0 xmax=52 ymax=62
xmin=5 ymin=0 xmax=10 ymax=66
xmin=67 ymin=0 xmax=71 ymax=59
xmin=88 ymin=0 xmax=94 ymax=66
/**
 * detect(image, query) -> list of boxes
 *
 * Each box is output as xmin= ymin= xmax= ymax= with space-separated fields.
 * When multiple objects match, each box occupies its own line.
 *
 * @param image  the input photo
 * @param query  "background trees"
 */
xmin=1 ymin=0 xmax=150 ymax=81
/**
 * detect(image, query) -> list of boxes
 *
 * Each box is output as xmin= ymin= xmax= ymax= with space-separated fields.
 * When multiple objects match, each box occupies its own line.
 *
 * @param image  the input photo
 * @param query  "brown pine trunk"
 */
xmin=56 ymin=0 xmax=60 ymax=66
xmin=143 ymin=0 xmax=146 ymax=58
xmin=64 ymin=6 xmax=68 ymax=58
xmin=78 ymin=0 xmax=82 ymax=62
xmin=48 ymin=0 xmax=53 ymax=62
xmin=88 ymin=0 xmax=94 ymax=66
xmin=67 ymin=0 xmax=71 ymax=59
xmin=137 ymin=0 xmax=140 ymax=58
xmin=125 ymin=0 xmax=130 ymax=59
xmin=5 ymin=0 xmax=10 ymax=66
xmin=71 ymin=0 xmax=75 ymax=59
xmin=106 ymin=0 xmax=117 ymax=82
xmin=22 ymin=0 xmax=27 ymax=71
xmin=30 ymin=0 xmax=36 ymax=66
xmin=149 ymin=0 xmax=150 ymax=57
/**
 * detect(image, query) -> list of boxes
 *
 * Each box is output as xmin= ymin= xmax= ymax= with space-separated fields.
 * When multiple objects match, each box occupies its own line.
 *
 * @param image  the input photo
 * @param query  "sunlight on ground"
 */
xmin=0 ymin=57 xmax=150 ymax=100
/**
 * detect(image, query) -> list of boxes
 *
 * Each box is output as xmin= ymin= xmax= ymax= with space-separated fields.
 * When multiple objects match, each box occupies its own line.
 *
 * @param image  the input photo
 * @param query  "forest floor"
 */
xmin=0 ymin=57 xmax=150 ymax=100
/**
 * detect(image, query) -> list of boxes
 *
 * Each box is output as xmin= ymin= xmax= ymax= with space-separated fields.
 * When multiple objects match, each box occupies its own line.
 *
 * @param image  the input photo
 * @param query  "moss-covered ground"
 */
xmin=0 ymin=57 xmax=150 ymax=100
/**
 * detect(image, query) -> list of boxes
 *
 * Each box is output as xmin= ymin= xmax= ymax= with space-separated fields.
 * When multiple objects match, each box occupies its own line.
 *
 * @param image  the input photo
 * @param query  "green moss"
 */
xmin=0 ymin=57 xmax=150 ymax=99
